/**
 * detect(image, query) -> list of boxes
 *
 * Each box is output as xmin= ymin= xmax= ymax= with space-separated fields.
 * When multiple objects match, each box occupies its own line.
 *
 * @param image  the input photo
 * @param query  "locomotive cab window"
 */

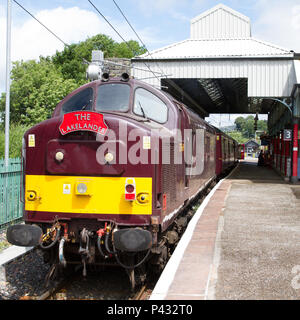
xmin=96 ymin=83 xmax=130 ymax=112
xmin=134 ymin=88 xmax=168 ymax=123
xmin=61 ymin=87 xmax=94 ymax=115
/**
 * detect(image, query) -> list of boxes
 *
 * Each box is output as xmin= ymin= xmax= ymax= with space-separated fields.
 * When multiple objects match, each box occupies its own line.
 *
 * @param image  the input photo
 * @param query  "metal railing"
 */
xmin=0 ymin=158 xmax=23 ymax=230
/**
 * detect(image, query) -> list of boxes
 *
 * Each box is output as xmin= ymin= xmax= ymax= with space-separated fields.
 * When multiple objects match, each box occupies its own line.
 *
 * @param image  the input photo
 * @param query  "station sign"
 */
xmin=283 ymin=129 xmax=292 ymax=141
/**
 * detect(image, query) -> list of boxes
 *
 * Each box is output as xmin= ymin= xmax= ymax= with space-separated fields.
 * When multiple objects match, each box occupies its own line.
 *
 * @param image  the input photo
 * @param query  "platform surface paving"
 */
xmin=214 ymin=160 xmax=300 ymax=300
xmin=155 ymin=159 xmax=300 ymax=300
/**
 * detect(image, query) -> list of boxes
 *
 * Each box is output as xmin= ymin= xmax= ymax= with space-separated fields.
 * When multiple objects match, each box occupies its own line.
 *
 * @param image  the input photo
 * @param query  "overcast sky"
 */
xmin=0 ymin=0 xmax=299 ymax=125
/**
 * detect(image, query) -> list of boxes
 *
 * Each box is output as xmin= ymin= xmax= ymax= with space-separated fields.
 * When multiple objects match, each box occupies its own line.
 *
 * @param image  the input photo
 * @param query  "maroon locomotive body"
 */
xmin=7 ymin=75 xmax=237 ymax=288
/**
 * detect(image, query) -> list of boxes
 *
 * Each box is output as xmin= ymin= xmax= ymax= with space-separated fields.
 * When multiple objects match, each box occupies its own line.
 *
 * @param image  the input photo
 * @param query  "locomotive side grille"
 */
xmin=162 ymin=142 xmax=177 ymax=207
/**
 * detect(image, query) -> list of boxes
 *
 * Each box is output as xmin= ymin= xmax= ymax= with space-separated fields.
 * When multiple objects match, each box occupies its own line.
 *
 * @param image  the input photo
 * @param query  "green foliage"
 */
xmin=0 ymin=33 xmax=146 ymax=158
xmin=257 ymin=120 xmax=268 ymax=133
xmin=0 ymin=33 xmax=146 ymax=127
xmin=0 ymin=239 xmax=11 ymax=252
xmin=234 ymin=115 xmax=268 ymax=139
xmin=234 ymin=116 xmax=246 ymax=131
xmin=228 ymin=115 xmax=268 ymax=144
xmin=227 ymin=131 xmax=248 ymax=144
xmin=0 ymin=124 xmax=30 ymax=158
xmin=0 ymin=59 xmax=78 ymax=126
xmin=52 ymin=34 xmax=146 ymax=82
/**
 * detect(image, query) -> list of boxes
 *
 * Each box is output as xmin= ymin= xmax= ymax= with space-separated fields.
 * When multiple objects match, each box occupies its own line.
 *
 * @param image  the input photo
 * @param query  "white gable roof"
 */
xmin=137 ymin=3 xmax=293 ymax=60
xmin=132 ymin=4 xmax=297 ymax=99
xmin=191 ymin=3 xmax=251 ymax=39
xmin=138 ymin=38 xmax=293 ymax=60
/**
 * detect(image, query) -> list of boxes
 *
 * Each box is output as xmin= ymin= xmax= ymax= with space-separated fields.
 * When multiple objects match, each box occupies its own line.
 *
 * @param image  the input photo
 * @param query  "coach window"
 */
xmin=96 ymin=84 xmax=130 ymax=112
xmin=61 ymin=87 xmax=93 ymax=115
xmin=134 ymin=88 xmax=168 ymax=123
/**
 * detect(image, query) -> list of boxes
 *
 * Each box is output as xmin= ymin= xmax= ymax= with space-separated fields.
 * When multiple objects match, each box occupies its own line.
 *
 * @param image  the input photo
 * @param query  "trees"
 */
xmin=227 ymin=131 xmax=248 ymax=144
xmin=0 ymin=59 xmax=78 ymax=126
xmin=0 ymin=34 xmax=145 ymax=127
xmin=52 ymin=35 xmax=146 ymax=83
xmin=0 ymin=33 xmax=146 ymax=157
xmin=0 ymin=124 xmax=30 ymax=158
xmin=233 ymin=115 xmax=268 ymax=140
xmin=234 ymin=116 xmax=246 ymax=131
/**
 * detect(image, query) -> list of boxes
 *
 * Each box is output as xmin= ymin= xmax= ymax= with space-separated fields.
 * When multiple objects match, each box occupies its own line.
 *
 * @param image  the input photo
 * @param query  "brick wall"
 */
xmin=103 ymin=58 xmax=131 ymax=77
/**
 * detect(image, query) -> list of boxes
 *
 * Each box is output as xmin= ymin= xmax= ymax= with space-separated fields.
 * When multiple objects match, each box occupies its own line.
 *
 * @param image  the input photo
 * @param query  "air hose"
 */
xmin=97 ymin=225 xmax=151 ymax=269
xmin=104 ymin=232 xmax=115 ymax=254
xmin=39 ymin=225 xmax=61 ymax=249
xmin=97 ymin=233 xmax=109 ymax=259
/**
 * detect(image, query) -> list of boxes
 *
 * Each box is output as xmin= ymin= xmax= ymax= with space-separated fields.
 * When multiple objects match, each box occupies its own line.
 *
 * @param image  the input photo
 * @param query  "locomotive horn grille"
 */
xmin=101 ymin=73 xmax=110 ymax=82
xmin=120 ymin=73 xmax=129 ymax=82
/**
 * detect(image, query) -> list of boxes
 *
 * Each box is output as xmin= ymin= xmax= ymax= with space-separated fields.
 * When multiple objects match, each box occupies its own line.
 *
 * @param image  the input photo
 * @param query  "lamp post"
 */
xmin=5 ymin=0 xmax=12 ymax=167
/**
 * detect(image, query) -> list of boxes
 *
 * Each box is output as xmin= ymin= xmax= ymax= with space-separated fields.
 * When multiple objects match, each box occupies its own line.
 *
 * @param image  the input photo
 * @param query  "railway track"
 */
xmin=22 ymin=282 xmax=150 ymax=300
xmin=130 ymin=285 xmax=147 ymax=300
xmin=19 ymin=267 xmax=154 ymax=300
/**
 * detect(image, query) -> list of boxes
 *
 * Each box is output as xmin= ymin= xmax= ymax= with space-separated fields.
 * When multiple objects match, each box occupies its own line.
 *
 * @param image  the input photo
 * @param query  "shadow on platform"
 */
xmin=230 ymin=159 xmax=286 ymax=183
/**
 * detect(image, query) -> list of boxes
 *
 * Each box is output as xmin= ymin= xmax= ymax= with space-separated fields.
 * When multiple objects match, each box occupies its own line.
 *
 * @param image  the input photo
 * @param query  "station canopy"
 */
xmin=131 ymin=4 xmax=300 ymax=119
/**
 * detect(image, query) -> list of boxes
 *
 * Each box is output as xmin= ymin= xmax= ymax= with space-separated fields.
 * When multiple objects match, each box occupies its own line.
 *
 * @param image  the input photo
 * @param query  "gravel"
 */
xmin=0 ymin=226 xmax=142 ymax=300
xmin=0 ymin=248 xmax=50 ymax=300
xmin=0 ymin=229 xmax=11 ymax=252
xmin=0 ymin=226 xmax=49 ymax=300
xmin=0 ymin=241 xmax=143 ymax=300
xmin=0 ymin=244 xmax=136 ymax=300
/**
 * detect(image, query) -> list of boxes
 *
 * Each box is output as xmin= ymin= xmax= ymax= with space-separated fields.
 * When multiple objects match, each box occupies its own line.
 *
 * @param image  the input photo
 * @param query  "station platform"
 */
xmin=150 ymin=158 xmax=300 ymax=300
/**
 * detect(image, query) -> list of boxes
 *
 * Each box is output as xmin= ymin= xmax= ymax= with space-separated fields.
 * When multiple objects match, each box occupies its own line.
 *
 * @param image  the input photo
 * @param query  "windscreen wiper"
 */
xmin=138 ymin=102 xmax=150 ymax=122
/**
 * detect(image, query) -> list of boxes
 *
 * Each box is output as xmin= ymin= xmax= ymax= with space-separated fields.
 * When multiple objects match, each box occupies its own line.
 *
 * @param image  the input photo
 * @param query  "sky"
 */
xmin=1 ymin=0 xmax=299 ymax=126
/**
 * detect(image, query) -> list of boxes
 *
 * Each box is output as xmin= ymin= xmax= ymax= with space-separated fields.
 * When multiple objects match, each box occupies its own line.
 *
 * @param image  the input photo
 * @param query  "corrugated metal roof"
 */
xmin=190 ymin=4 xmax=251 ymax=39
xmin=191 ymin=4 xmax=250 ymax=25
xmin=132 ymin=59 xmax=295 ymax=97
xmin=131 ymin=3 xmax=299 ymax=127
xmin=136 ymin=38 xmax=293 ymax=60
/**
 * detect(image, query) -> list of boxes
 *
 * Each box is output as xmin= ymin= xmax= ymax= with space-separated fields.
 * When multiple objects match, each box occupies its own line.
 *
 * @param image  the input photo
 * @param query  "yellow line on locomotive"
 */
xmin=25 ymin=175 xmax=152 ymax=215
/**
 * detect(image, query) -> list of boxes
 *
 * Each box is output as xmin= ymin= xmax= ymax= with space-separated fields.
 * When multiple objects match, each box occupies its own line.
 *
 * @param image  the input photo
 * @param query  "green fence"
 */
xmin=0 ymin=158 xmax=23 ymax=230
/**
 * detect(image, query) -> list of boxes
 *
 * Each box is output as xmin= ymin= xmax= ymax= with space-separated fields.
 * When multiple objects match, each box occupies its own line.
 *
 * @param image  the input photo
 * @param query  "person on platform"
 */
xmin=257 ymin=150 xmax=264 ymax=166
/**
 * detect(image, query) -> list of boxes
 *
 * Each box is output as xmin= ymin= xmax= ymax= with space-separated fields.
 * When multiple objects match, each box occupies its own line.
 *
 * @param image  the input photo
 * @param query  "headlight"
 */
xmin=104 ymin=152 xmax=114 ymax=163
xmin=55 ymin=151 xmax=64 ymax=162
xmin=77 ymin=183 xmax=88 ymax=194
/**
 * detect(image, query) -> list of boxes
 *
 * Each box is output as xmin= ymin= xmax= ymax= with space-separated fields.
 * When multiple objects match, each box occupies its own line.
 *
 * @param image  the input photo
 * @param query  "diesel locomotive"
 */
xmin=7 ymin=73 xmax=238 ymax=288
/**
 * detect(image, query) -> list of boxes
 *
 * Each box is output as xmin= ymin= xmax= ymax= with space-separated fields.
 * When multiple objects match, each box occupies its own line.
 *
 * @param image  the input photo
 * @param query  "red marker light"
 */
xmin=125 ymin=178 xmax=136 ymax=201
xmin=125 ymin=184 xmax=135 ymax=193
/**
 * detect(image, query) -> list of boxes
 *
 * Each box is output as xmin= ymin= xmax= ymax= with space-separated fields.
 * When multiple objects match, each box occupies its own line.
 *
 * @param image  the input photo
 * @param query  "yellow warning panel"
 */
xmin=28 ymin=134 xmax=35 ymax=147
xmin=143 ymin=136 xmax=151 ymax=149
xmin=25 ymin=175 xmax=152 ymax=215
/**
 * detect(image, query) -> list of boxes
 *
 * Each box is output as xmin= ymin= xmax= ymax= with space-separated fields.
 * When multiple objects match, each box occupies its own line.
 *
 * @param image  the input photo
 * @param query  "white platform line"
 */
xmin=204 ymin=164 xmax=239 ymax=299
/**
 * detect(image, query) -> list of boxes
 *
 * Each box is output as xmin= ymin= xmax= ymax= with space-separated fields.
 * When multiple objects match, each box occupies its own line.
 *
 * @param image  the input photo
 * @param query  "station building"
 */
xmin=131 ymin=3 xmax=300 ymax=183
